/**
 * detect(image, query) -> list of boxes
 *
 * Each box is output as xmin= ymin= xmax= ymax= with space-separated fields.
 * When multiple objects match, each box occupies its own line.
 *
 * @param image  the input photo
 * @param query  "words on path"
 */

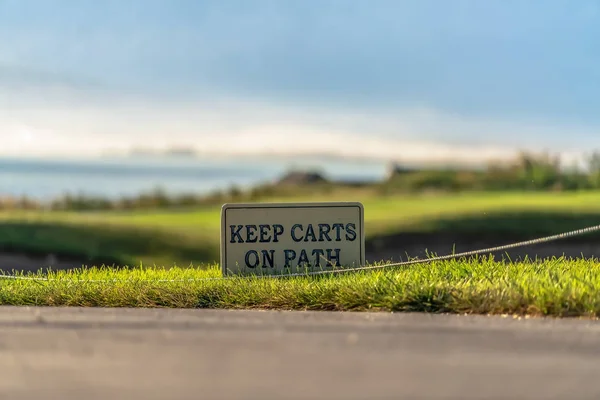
xmin=220 ymin=202 xmax=365 ymax=276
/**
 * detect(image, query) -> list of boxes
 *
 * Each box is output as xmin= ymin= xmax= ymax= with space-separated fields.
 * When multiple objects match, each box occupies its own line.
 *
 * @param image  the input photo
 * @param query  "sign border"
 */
xmin=220 ymin=201 xmax=365 ymax=276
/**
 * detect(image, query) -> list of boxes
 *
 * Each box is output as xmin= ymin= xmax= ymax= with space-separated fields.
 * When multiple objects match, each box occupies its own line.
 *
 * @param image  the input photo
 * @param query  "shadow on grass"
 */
xmin=0 ymin=222 xmax=219 ymax=271
xmin=366 ymin=211 xmax=600 ymax=262
xmin=4 ymin=211 xmax=600 ymax=272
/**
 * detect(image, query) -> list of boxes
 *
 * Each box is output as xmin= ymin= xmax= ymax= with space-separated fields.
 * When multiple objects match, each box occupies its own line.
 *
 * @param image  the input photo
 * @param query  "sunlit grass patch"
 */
xmin=2 ymin=256 xmax=600 ymax=317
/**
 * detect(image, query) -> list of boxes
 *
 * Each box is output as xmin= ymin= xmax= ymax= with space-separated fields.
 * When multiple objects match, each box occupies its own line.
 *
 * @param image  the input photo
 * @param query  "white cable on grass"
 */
xmin=1 ymin=223 xmax=600 ymax=283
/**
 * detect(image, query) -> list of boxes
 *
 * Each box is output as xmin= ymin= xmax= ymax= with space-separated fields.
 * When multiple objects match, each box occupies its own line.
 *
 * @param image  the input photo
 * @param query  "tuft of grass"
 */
xmin=2 ymin=256 xmax=600 ymax=318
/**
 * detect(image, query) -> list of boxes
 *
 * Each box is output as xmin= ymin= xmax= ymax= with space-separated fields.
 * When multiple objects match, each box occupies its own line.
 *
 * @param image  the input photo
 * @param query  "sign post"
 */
xmin=220 ymin=202 xmax=365 ymax=276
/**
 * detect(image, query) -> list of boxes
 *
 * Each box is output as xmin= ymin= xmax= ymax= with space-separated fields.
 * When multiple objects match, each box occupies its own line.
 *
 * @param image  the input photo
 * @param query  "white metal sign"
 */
xmin=220 ymin=202 xmax=365 ymax=276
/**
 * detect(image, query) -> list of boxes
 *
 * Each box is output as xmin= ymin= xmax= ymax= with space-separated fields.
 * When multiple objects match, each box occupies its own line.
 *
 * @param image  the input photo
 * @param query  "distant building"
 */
xmin=385 ymin=161 xmax=416 ymax=180
xmin=165 ymin=147 xmax=197 ymax=157
xmin=276 ymin=170 xmax=329 ymax=185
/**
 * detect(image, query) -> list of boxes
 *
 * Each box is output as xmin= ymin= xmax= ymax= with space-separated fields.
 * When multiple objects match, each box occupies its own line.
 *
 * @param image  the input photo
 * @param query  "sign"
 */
xmin=220 ymin=202 xmax=365 ymax=276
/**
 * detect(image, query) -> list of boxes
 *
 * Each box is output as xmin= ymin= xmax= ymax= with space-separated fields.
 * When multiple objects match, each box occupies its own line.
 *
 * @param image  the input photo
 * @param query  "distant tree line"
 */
xmin=381 ymin=150 xmax=598 ymax=193
xmin=2 ymin=150 xmax=600 ymax=211
xmin=381 ymin=152 xmax=600 ymax=192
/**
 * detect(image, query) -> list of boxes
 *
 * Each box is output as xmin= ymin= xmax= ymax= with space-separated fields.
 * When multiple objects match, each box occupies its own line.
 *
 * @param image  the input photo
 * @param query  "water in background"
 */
xmin=0 ymin=155 xmax=388 ymax=201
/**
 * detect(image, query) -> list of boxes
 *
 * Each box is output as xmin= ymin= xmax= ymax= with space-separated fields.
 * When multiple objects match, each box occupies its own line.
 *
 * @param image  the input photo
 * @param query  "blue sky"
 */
xmin=1 ymin=0 xmax=599 ymax=165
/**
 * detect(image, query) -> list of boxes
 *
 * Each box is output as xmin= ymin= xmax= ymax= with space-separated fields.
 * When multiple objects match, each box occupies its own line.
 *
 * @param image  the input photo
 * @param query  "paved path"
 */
xmin=1 ymin=307 xmax=600 ymax=400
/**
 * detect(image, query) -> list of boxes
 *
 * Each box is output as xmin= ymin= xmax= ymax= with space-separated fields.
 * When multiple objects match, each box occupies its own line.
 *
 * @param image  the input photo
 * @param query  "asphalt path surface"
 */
xmin=1 ymin=307 xmax=600 ymax=400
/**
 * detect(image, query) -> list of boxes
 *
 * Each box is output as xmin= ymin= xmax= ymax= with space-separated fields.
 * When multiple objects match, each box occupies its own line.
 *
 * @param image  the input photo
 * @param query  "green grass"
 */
xmin=2 ymin=256 xmax=600 ymax=318
xmin=2 ymin=190 xmax=600 ymax=268
xmin=2 ymin=190 xmax=600 ymax=316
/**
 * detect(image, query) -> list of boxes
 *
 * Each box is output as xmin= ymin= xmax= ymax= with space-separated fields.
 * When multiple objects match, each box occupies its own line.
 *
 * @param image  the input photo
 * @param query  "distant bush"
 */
xmin=2 ymin=150 xmax=600 ymax=212
xmin=385 ymin=169 xmax=484 ymax=192
xmin=383 ymin=150 xmax=600 ymax=194
xmin=0 ymin=196 xmax=41 ymax=210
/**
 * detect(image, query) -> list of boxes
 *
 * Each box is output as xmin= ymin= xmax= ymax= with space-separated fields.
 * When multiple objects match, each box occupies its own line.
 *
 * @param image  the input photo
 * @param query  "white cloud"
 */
xmin=0 ymin=89 xmax=598 ymax=167
xmin=1 ymin=124 xmax=97 ymax=157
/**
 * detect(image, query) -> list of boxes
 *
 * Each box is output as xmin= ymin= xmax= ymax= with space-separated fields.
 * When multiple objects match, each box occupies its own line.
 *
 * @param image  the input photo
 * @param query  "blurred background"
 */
xmin=2 ymin=0 xmax=600 ymax=272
